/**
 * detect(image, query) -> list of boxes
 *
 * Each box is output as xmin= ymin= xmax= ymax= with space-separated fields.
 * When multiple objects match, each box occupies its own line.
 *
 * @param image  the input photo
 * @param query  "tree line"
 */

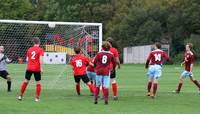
xmin=0 ymin=0 xmax=199 ymax=62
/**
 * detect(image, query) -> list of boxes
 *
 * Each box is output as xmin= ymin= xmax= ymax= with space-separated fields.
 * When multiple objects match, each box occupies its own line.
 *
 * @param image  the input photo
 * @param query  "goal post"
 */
xmin=0 ymin=19 xmax=103 ymax=64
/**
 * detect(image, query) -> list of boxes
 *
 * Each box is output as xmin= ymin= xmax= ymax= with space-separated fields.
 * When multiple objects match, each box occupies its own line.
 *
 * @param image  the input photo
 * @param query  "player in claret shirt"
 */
xmin=145 ymin=42 xmax=169 ymax=98
xmin=18 ymin=37 xmax=44 ymax=102
xmin=175 ymin=43 xmax=200 ymax=94
xmin=70 ymin=47 xmax=95 ymax=96
xmin=93 ymin=41 xmax=117 ymax=105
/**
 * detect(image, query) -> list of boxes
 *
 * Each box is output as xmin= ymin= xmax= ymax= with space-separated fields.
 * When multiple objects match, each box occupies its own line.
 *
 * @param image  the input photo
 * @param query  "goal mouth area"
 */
xmin=0 ymin=19 xmax=102 ymax=64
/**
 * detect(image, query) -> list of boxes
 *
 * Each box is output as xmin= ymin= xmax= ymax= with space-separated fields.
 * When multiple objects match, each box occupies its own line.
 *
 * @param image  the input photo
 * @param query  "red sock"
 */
xmin=95 ymin=87 xmax=100 ymax=100
xmin=103 ymin=88 xmax=109 ymax=102
xmin=36 ymin=84 xmax=41 ymax=98
xmin=112 ymin=83 xmax=117 ymax=97
xmin=20 ymin=82 xmax=28 ymax=96
xmin=177 ymin=83 xmax=183 ymax=92
xmin=153 ymin=83 xmax=158 ymax=95
xmin=88 ymin=84 xmax=95 ymax=93
xmin=76 ymin=84 xmax=80 ymax=95
xmin=193 ymin=80 xmax=200 ymax=88
xmin=147 ymin=81 xmax=152 ymax=93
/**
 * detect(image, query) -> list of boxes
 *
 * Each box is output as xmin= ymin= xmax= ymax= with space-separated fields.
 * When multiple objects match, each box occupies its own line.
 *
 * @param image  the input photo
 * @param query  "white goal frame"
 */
xmin=0 ymin=19 xmax=103 ymax=51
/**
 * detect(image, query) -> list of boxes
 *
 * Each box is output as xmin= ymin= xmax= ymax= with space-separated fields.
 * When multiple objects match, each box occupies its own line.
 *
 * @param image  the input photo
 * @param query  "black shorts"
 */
xmin=0 ymin=70 xmax=9 ymax=79
xmin=110 ymin=69 xmax=116 ymax=79
xmin=25 ymin=70 xmax=41 ymax=81
xmin=74 ymin=75 xmax=90 ymax=83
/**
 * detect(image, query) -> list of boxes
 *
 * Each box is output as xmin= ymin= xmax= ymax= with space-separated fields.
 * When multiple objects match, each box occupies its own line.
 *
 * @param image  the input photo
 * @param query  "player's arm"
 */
xmin=70 ymin=58 xmax=74 ymax=69
xmin=40 ymin=50 xmax=44 ymax=73
xmin=190 ymin=55 xmax=195 ymax=72
xmin=93 ymin=55 xmax=98 ymax=68
xmin=89 ymin=62 xmax=94 ymax=67
xmin=26 ymin=50 xmax=29 ymax=62
xmin=190 ymin=64 xmax=193 ymax=72
xmin=145 ymin=53 xmax=152 ymax=69
xmin=85 ymin=57 xmax=94 ymax=67
xmin=181 ymin=61 xmax=185 ymax=66
xmin=40 ymin=55 xmax=43 ymax=73
xmin=115 ymin=57 xmax=120 ymax=69
xmin=114 ymin=50 xmax=121 ymax=69
xmin=112 ymin=56 xmax=117 ymax=69
xmin=163 ymin=52 xmax=171 ymax=64
xmin=5 ymin=56 xmax=12 ymax=63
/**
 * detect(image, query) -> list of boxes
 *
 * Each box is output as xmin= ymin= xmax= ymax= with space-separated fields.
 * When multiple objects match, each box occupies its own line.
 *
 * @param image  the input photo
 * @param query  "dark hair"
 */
xmin=33 ymin=37 xmax=40 ymax=44
xmin=186 ymin=43 xmax=193 ymax=49
xmin=74 ymin=47 xmax=81 ymax=54
xmin=106 ymin=37 xmax=114 ymax=46
xmin=102 ymin=41 xmax=111 ymax=51
xmin=155 ymin=42 xmax=161 ymax=49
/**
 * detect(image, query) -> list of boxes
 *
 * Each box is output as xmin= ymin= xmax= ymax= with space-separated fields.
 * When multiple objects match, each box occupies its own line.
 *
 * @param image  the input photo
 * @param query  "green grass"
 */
xmin=1 ymin=64 xmax=200 ymax=114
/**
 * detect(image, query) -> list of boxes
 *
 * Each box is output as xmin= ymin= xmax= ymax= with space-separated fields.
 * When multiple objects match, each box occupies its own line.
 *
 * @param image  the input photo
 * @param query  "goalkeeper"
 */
xmin=0 ymin=46 xmax=12 ymax=92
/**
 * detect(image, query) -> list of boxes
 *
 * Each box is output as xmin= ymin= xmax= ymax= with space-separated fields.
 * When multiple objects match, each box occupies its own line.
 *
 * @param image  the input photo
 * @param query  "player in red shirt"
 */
xmin=94 ymin=41 xmax=116 ymax=105
xmin=18 ymin=37 xmax=44 ymax=102
xmin=70 ymin=47 xmax=95 ymax=95
xmin=106 ymin=38 xmax=120 ymax=100
xmin=175 ymin=43 xmax=200 ymax=93
xmin=145 ymin=42 xmax=169 ymax=98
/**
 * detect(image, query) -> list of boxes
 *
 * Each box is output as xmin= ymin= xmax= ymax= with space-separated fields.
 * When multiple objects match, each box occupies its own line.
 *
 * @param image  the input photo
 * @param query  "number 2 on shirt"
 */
xmin=31 ymin=51 xmax=36 ymax=60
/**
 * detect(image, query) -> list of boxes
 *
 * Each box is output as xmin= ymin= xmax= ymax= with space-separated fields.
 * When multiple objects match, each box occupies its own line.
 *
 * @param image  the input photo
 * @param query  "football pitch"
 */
xmin=0 ymin=64 xmax=200 ymax=114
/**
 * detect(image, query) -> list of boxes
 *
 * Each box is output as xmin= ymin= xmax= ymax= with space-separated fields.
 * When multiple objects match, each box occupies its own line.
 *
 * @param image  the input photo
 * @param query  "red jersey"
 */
xmin=87 ymin=58 xmax=95 ymax=72
xmin=70 ymin=54 xmax=90 ymax=76
xmin=109 ymin=47 xmax=119 ymax=68
xmin=184 ymin=51 xmax=194 ymax=72
xmin=94 ymin=51 xmax=116 ymax=76
xmin=110 ymin=47 xmax=119 ymax=58
xmin=145 ymin=49 xmax=169 ymax=67
xmin=26 ymin=45 xmax=44 ymax=72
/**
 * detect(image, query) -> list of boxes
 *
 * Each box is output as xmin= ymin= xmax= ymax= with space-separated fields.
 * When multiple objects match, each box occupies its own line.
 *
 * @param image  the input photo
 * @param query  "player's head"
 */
xmin=155 ymin=42 xmax=161 ymax=49
xmin=186 ymin=43 xmax=193 ymax=51
xmin=106 ymin=37 xmax=114 ymax=47
xmin=33 ymin=37 xmax=40 ymax=45
xmin=74 ymin=47 xmax=81 ymax=54
xmin=0 ymin=46 xmax=4 ymax=53
xmin=102 ymin=41 xmax=111 ymax=51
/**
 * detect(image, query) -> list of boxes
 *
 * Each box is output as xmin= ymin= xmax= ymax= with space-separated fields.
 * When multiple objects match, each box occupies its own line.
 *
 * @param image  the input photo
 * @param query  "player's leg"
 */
xmin=189 ymin=74 xmax=200 ymax=91
xmin=90 ymin=72 xmax=97 ymax=95
xmin=175 ymin=72 xmax=185 ymax=93
xmin=91 ymin=72 xmax=97 ymax=86
xmin=82 ymin=75 xmax=95 ymax=94
xmin=94 ymin=75 xmax=102 ymax=104
xmin=0 ymin=70 xmax=12 ymax=92
xmin=74 ymin=76 xmax=81 ymax=95
xmin=87 ymin=71 xmax=93 ymax=84
xmin=103 ymin=76 xmax=110 ymax=105
xmin=152 ymin=79 xmax=158 ymax=98
xmin=147 ymin=77 xmax=153 ymax=96
xmin=34 ymin=72 xmax=41 ymax=102
xmin=146 ymin=65 xmax=154 ymax=96
xmin=151 ymin=65 xmax=162 ymax=98
xmin=18 ymin=70 xmax=32 ymax=100
xmin=110 ymin=69 xmax=118 ymax=100
xmin=6 ymin=75 xmax=12 ymax=92
xmin=87 ymin=72 xmax=96 ymax=95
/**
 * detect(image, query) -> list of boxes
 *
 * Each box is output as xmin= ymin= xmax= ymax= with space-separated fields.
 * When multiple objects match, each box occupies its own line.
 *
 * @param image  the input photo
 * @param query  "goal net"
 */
xmin=0 ymin=20 xmax=102 ymax=64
